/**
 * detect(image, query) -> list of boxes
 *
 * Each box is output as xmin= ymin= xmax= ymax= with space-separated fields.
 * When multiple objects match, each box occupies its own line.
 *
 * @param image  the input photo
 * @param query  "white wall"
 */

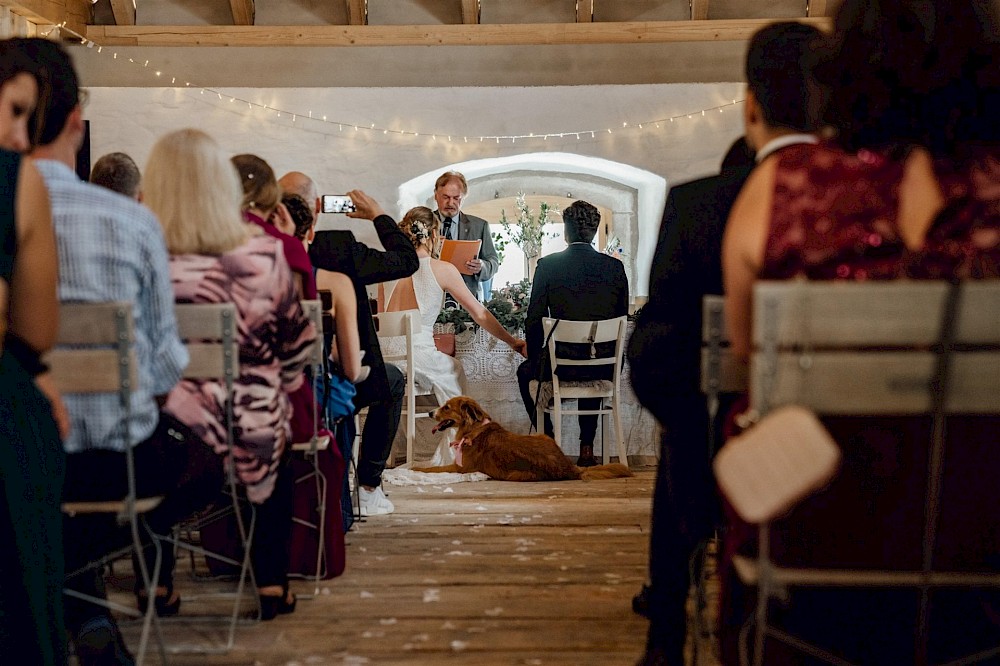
xmin=84 ymin=83 xmax=744 ymax=293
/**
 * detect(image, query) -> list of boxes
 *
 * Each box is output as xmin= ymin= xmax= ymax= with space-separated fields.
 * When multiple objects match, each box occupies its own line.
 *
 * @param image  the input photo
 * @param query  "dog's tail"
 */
xmin=578 ymin=463 xmax=633 ymax=480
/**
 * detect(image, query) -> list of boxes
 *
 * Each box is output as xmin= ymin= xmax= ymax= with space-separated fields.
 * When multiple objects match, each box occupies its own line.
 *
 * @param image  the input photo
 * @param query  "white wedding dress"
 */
xmin=382 ymin=257 xmax=468 ymax=468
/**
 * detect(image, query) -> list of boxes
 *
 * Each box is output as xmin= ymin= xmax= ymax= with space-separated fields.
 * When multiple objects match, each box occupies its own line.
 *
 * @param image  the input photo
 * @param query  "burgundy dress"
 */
xmin=721 ymin=142 xmax=1000 ymax=665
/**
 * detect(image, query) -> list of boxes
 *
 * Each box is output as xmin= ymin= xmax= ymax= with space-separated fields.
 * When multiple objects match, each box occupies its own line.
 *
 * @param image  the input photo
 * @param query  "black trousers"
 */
xmin=353 ymin=362 xmax=405 ymax=488
xmin=516 ymin=359 xmax=601 ymax=446
xmin=62 ymin=412 xmax=223 ymax=630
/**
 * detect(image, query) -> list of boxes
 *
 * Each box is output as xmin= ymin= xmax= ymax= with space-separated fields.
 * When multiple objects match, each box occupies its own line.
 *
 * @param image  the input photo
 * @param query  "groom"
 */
xmin=516 ymin=200 xmax=629 ymax=466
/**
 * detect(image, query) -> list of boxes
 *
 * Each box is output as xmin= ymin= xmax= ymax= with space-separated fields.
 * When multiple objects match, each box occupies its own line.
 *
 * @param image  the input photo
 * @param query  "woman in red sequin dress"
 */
xmin=720 ymin=1 xmax=1000 ymax=663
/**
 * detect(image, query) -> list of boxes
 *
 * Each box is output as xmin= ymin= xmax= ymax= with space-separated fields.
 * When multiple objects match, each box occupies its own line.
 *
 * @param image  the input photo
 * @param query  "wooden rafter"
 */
xmin=0 ymin=0 xmax=90 ymax=37
xmin=228 ymin=0 xmax=254 ymax=25
xmin=86 ymin=18 xmax=830 ymax=48
xmin=460 ymin=0 xmax=479 ymax=25
xmin=108 ymin=0 xmax=134 ymax=26
xmin=691 ymin=0 xmax=710 ymax=21
xmin=345 ymin=0 xmax=366 ymax=26
xmin=806 ymin=0 xmax=828 ymax=18
xmin=576 ymin=0 xmax=592 ymax=23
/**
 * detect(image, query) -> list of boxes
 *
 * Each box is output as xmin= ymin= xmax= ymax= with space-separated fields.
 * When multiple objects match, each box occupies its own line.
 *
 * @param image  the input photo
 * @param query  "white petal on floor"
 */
xmin=450 ymin=640 xmax=469 ymax=652
xmin=441 ymin=620 xmax=456 ymax=629
xmin=443 ymin=487 xmax=454 ymax=493
xmin=379 ymin=618 xmax=398 ymax=626
xmin=423 ymin=589 xmax=441 ymax=602
xmin=446 ymin=550 xmax=473 ymax=556
xmin=484 ymin=607 xmax=504 ymax=616
xmin=451 ymin=540 xmax=463 ymax=545
xmin=359 ymin=591 xmax=375 ymax=599
xmin=342 ymin=655 xmax=370 ymax=665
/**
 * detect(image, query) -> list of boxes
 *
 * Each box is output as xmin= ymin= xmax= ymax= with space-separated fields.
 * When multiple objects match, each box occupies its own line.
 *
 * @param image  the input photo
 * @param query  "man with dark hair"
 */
xmin=628 ymin=21 xmax=822 ymax=666
xmin=89 ymin=151 xmax=142 ymax=200
xmin=27 ymin=39 xmax=221 ymax=665
xmin=517 ymin=200 xmax=629 ymax=467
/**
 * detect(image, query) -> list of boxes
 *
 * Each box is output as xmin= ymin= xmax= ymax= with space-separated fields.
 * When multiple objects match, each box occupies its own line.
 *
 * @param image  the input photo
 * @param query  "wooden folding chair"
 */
xmin=532 ymin=316 xmax=629 ymax=466
xmin=375 ymin=309 xmax=434 ymax=465
xmin=54 ymin=302 xmax=167 ymax=665
xmin=714 ymin=280 xmax=1000 ymax=666
xmin=161 ymin=302 xmax=257 ymax=654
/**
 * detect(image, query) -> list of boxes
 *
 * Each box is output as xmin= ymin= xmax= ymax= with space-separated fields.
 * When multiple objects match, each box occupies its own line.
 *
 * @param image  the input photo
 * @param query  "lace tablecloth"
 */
xmin=442 ymin=325 xmax=659 ymax=460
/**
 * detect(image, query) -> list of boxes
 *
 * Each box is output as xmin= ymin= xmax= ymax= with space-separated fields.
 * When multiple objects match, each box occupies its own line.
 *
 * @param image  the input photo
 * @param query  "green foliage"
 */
xmin=484 ymin=278 xmax=532 ymax=333
xmin=497 ymin=193 xmax=559 ymax=259
xmin=434 ymin=304 xmax=474 ymax=333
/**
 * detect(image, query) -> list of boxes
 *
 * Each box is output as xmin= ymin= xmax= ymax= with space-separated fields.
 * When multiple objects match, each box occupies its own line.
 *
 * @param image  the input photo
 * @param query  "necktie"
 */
xmin=442 ymin=214 xmax=455 ymax=240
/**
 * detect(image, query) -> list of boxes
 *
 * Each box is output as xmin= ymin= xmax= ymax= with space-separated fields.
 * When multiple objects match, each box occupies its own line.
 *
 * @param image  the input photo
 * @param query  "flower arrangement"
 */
xmin=604 ymin=234 xmax=626 ymax=260
xmin=435 ymin=278 xmax=533 ymax=335
xmin=496 ymin=193 xmax=560 ymax=259
xmin=484 ymin=278 xmax=532 ymax=333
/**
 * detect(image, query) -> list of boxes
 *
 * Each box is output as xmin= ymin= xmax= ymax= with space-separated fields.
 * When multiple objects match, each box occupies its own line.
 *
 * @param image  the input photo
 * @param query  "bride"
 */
xmin=383 ymin=206 xmax=527 ymax=465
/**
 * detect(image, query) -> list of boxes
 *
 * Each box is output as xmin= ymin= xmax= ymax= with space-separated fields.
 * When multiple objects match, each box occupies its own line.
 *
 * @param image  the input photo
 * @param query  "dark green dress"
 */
xmin=0 ymin=150 xmax=67 ymax=665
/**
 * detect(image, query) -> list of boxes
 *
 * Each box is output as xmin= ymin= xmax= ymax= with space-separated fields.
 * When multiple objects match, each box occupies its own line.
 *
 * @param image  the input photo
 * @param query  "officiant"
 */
xmin=433 ymin=170 xmax=500 ymax=301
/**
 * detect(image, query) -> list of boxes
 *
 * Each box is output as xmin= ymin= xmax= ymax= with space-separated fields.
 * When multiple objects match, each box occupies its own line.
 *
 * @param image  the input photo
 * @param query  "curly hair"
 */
xmin=281 ymin=192 xmax=315 ymax=241
xmin=563 ymin=200 xmax=601 ymax=244
xmin=399 ymin=206 xmax=439 ymax=250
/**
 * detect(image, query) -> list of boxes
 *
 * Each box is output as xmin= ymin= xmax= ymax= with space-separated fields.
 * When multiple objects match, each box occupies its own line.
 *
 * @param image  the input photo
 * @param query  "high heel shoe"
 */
xmin=258 ymin=587 xmax=297 ymax=621
xmin=136 ymin=584 xmax=181 ymax=617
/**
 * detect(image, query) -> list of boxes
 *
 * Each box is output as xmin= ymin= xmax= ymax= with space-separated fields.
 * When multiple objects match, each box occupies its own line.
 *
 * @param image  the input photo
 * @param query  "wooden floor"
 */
xmin=114 ymin=469 xmax=660 ymax=665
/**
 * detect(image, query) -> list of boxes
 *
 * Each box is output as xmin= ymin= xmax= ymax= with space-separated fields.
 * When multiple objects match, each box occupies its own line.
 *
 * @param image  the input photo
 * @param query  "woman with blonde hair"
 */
xmin=145 ymin=128 xmax=316 ymax=619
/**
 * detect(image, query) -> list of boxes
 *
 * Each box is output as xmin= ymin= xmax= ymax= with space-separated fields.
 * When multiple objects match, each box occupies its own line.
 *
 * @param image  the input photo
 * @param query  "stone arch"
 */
xmin=397 ymin=153 xmax=666 ymax=297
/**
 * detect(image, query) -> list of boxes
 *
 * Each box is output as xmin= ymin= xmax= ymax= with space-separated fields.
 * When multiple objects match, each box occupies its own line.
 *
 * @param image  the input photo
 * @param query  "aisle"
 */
xmin=133 ymin=470 xmax=656 ymax=665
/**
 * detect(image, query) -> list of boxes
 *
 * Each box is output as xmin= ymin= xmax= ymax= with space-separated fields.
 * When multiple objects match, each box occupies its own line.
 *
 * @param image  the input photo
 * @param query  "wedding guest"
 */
xmin=307 ymin=178 xmax=419 ymax=517
xmin=721 ymin=1 xmax=1000 ymax=662
xmin=628 ymin=20 xmax=822 ymax=666
xmin=25 ymin=39 xmax=218 ymax=664
xmin=89 ymin=151 xmax=142 ymax=200
xmin=0 ymin=36 xmax=67 ymax=666
xmin=517 ymin=200 xmax=628 ymax=467
xmin=146 ymin=128 xmax=317 ymax=619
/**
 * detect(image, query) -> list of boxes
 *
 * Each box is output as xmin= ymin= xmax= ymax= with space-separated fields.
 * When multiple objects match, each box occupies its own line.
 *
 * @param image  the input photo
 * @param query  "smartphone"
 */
xmin=322 ymin=194 xmax=356 ymax=214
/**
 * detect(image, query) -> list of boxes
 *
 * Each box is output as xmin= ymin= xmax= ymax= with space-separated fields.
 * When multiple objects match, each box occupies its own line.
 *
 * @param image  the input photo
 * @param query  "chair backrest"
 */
xmin=173 ymin=303 xmax=239 ymax=384
xmin=375 ymin=309 xmax=421 ymax=367
xmin=300 ymin=299 xmax=325 ymax=368
xmin=48 ymin=301 xmax=137 ymax=398
xmin=750 ymin=281 xmax=1000 ymax=417
xmin=701 ymin=295 xmax=747 ymax=396
xmin=541 ymin=315 xmax=627 ymax=385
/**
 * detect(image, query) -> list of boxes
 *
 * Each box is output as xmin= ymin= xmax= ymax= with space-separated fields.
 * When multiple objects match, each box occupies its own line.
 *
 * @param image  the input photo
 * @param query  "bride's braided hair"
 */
xmin=399 ymin=206 xmax=439 ymax=250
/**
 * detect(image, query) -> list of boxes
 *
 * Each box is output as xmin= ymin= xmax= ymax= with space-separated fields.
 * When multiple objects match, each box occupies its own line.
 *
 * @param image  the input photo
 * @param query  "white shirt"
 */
xmin=756 ymin=133 xmax=819 ymax=162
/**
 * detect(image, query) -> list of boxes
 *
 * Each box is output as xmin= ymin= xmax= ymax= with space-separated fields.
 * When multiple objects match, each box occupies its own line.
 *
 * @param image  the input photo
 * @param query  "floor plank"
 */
xmin=112 ymin=470 xmax=660 ymax=665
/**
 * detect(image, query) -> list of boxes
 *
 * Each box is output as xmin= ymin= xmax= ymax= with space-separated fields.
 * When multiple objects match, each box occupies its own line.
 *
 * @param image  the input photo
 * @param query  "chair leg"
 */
xmin=612 ymin=394 xmax=627 ymax=468
xmin=601 ymin=401 xmax=610 ymax=466
xmin=553 ymin=399 xmax=562 ymax=452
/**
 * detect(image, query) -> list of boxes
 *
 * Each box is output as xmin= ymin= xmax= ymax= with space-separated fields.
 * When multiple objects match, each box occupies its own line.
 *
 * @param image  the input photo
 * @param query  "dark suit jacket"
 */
xmin=525 ymin=244 xmax=629 ymax=378
xmin=309 ymin=214 xmax=419 ymax=402
xmin=627 ymin=165 xmax=753 ymax=417
xmin=439 ymin=211 xmax=499 ymax=299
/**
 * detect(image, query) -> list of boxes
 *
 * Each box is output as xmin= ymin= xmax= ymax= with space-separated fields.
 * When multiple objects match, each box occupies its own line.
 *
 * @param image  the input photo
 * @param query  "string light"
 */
xmin=56 ymin=22 xmax=743 ymax=146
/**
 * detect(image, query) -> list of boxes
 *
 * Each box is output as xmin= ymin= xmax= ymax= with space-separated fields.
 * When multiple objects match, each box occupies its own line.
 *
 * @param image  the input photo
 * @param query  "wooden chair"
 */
xmin=164 ymin=302 xmax=255 ymax=654
xmin=53 ymin=302 xmax=167 ymax=665
xmin=532 ymin=316 xmax=629 ymax=466
xmin=375 ymin=309 xmax=434 ymax=465
xmin=289 ymin=298 xmax=331 ymax=592
xmin=713 ymin=280 xmax=1000 ymax=666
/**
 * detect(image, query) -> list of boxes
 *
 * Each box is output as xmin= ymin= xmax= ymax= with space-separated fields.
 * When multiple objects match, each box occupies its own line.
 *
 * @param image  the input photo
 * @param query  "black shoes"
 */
xmin=136 ymin=584 xmax=181 ymax=617
xmin=74 ymin=615 xmax=136 ymax=666
xmin=259 ymin=587 xmax=297 ymax=621
xmin=576 ymin=444 xmax=599 ymax=467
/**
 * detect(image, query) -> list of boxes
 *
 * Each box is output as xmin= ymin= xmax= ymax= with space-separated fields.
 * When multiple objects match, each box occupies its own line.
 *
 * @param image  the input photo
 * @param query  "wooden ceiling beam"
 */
xmin=86 ymin=17 xmax=830 ymax=48
xmin=108 ymin=0 xmax=134 ymax=26
xmin=345 ymin=0 xmax=366 ymax=26
xmin=576 ymin=0 xmax=592 ymax=23
xmin=228 ymin=0 xmax=254 ymax=25
xmin=806 ymin=0 xmax=829 ymax=18
xmin=0 ymin=0 xmax=90 ymax=37
xmin=691 ymin=0 xmax=710 ymax=21
xmin=460 ymin=0 xmax=479 ymax=25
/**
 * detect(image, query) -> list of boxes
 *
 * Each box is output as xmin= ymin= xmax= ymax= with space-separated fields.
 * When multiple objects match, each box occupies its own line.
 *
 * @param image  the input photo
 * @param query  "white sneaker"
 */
xmin=359 ymin=486 xmax=395 ymax=516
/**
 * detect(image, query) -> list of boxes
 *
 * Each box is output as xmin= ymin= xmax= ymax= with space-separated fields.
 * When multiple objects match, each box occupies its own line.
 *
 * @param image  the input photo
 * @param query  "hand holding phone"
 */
xmin=322 ymin=194 xmax=357 ymax=214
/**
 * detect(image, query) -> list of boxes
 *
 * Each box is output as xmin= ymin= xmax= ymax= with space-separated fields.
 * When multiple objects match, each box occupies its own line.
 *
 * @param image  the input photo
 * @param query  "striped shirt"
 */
xmin=37 ymin=159 xmax=188 ymax=454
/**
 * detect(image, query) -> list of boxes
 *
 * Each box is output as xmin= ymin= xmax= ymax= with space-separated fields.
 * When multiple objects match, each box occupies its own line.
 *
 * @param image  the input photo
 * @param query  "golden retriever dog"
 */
xmin=413 ymin=396 xmax=633 ymax=481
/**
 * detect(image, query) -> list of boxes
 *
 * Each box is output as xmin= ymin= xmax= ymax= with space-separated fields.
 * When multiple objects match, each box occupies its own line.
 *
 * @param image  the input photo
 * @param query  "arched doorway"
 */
xmin=397 ymin=153 xmax=667 ymax=299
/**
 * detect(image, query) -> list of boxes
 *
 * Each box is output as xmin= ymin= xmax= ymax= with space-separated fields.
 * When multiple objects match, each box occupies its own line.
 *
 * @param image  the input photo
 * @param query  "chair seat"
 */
xmin=529 ymin=379 xmax=615 ymax=407
xmin=62 ymin=496 xmax=164 ymax=519
xmin=291 ymin=434 xmax=331 ymax=453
